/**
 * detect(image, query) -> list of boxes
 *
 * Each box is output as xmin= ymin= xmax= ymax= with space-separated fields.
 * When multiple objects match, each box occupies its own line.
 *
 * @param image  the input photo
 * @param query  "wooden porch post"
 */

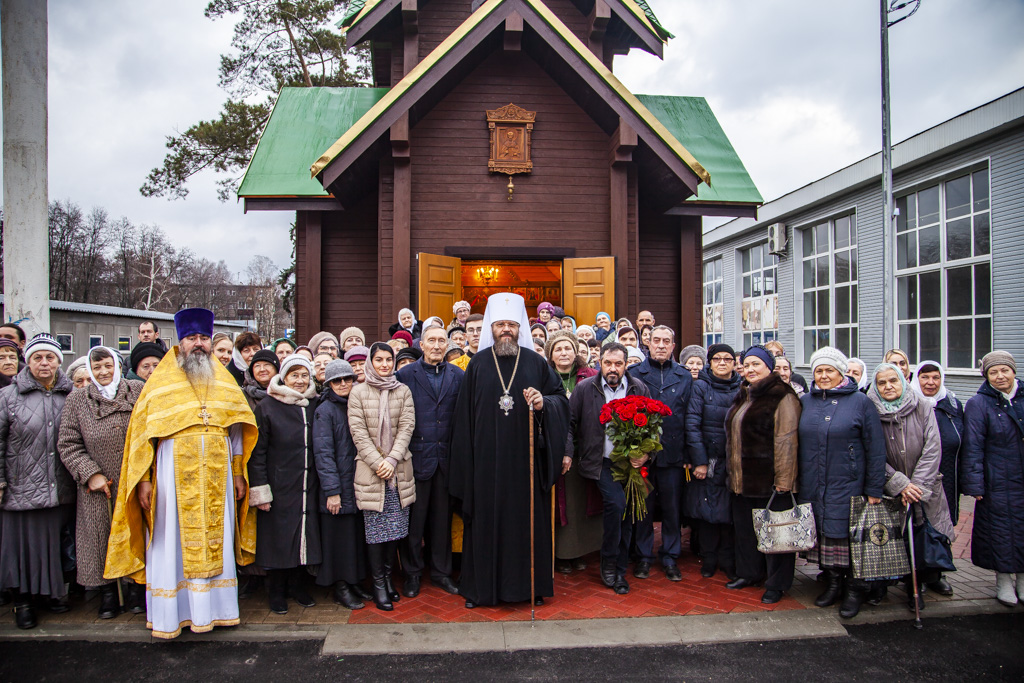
xmin=305 ymin=210 xmax=322 ymax=335
xmin=610 ymin=119 xmax=636 ymax=320
xmin=678 ymin=215 xmax=703 ymax=345
xmin=392 ymin=112 xmax=412 ymax=323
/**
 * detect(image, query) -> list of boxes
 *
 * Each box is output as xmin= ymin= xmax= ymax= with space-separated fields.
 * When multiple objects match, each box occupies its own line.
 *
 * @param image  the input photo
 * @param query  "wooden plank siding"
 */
xmin=319 ymin=197 xmax=380 ymax=343
xmin=406 ymin=50 xmax=617 ymax=307
xmin=637 ymin=210 xmax=681 ymax=340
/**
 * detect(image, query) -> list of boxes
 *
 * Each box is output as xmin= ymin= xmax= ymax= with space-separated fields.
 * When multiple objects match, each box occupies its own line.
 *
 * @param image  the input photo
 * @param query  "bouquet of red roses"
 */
xmin=599 ymin=395 xmax=672 ymax=522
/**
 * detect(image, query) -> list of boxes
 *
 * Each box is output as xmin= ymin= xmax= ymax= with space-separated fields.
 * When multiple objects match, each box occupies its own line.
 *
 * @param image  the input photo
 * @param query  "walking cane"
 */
xmin=106 ymin=493 xmax=124 ymax=609
xmin=529 ymin=405 xmax=536 ymax=624
xmin=905 ymin=502 xmax=922 ymax=630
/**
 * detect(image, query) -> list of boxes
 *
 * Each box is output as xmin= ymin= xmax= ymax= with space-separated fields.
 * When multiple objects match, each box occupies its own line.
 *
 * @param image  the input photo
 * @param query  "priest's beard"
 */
xmin=178 ymin=348 xmax=215 ymax=388
xmin=493 ymin=337 xmax=519 ymax=357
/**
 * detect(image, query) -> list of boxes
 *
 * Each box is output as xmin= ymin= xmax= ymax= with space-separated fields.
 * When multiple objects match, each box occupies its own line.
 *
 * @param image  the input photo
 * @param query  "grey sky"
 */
xmin=2 ymin=0 xmax=1022 ymax=277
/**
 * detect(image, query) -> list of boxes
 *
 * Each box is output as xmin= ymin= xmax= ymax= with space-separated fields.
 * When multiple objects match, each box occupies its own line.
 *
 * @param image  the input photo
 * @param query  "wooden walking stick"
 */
xmin=106 ymin=493 xmax=124 ymax=608
xmin=529 ymin=404 xmax=536 ymax=624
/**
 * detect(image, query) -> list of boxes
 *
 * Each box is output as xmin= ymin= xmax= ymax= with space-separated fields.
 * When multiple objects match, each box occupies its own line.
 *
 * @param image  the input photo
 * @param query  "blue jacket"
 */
xmin=683 ymin=370 xmax=742 ymax=523
xmin=396 ymin=359 xmax=464 ymax=481
xmin=961 ymin=379 xmax=1024 ymax=572
xmin=933 ymin=393 xmax=965 ymax=526
xmin=797 ymin=380 xmax=887 ymax=539
xmin=629 ymin=358 xmax=692 ymax=468
xmin=312 ymin=389 xmax=358 ymax=515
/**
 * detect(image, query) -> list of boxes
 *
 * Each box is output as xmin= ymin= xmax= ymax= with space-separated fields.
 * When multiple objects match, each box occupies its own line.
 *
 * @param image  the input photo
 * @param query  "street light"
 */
xmin=880 ymin=0 xmax=921 ymax=352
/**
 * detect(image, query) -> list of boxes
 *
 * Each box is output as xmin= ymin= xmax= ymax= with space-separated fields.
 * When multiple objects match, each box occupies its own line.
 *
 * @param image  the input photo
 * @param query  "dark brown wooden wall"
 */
xmin=404 ymin=50 xmax=615 ymax=311
xmin=637 ymin=210 xmax=682 ymax=340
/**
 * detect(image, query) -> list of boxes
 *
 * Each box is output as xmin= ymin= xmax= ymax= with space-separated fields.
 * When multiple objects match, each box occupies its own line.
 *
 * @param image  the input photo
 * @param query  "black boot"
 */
xmin=382 ymin=543 xmax=401 ymax=603
xmin=333 ymin=582 xmax=365 ymax=610
xmin=814 ymin=569 xmax=844 ymax=607
xmin=288 ymin=568 xmax=316 ymax=607
xmin=839 ymin=577 xmax=866 ymax=619
xmin=267 ymin=569 xmax=288 ymax=614
xmin=367 ymin=544 xmax=393 ymax=611
xmin=13 ymin=595 xmax=36 ymax=630
xmin=98 ymin=583 xmax=121 ymax=619
xmin=600 ymin=558 xmax=617 ymax=588
xmin=866 ymin=581 xmax=888 ymax=606
xmin=122 ymin=580 xmax=146 ymax=614
xmin=351 ymin=583 xmax=374 ymax=602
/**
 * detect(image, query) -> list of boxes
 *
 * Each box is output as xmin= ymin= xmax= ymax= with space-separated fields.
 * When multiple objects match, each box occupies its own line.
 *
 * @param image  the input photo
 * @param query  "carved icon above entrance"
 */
xmin=486 ymin=103 xmax=536 ymax=175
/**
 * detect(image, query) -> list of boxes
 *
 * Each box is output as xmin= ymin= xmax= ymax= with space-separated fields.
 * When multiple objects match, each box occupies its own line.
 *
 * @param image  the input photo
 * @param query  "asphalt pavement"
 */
xmin=1 ymin=612 xmax=1021 ymax=682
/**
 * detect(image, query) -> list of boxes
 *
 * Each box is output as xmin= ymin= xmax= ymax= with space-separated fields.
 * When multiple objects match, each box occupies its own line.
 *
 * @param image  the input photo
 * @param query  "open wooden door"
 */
xmin=417 ymin=252 xmax=462 ymax=323
xmin=562 ymin=257 xmax=615 ymax=324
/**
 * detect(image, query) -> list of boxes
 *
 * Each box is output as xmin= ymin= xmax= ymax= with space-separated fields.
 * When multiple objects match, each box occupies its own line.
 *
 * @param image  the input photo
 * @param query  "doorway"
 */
xmin=462 ymin=260 xmax=562 ymax=319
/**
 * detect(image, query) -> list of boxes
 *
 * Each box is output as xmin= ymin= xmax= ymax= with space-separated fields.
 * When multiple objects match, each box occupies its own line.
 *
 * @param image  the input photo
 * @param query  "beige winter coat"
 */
xmin=348 ymin=381 xmax=417 ymax=512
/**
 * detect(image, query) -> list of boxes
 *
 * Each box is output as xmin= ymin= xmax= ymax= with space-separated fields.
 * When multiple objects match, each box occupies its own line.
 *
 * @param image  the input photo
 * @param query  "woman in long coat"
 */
xmin=961 ymin=351 xmax=1024 ymax=607
xmin=0 ymin=334 xmax=75 ymax=629
xmin=313 ymin=359 xmax=369 ymax=610
xmin=685 ymin=344 xmax=742 ymax=580
xmin=545 ymin=331 xmax=601 ymax=575
xmin=349 ymin=343 xmax=416 ymax=611
xmin=58 ymin=347 xmax=144 ymax=618
xmin=248 ymin=355 xmax=321 ymax=615
xmin=724 ymin=345 xmax=801 ymax=605
xmin=869 ymin=362 xmax=956 ymax=612
xmin=798 ymin=347 xmax=886 ymax=619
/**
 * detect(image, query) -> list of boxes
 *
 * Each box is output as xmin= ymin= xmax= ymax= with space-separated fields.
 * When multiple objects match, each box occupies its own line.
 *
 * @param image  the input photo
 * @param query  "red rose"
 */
xmin=599 ymin=406 xmax=612 ymax=424
xmin=620 ymin=405 xmax=636 ymax=420
xmin=633 ymin=412 xmax=648 ymax=427
xmin=641 ymin=466 xmax=648 ymax=479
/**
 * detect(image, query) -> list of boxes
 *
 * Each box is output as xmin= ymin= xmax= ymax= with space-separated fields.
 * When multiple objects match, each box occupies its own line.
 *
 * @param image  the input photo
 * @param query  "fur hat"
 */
xmin=130 ymin=342 xmax=166 ymax=373
xmin=981 ymin=350 xmax=1016 ymax=376
xmin=544 ymin=329 xmax=580 ymax=360
xmin=679 ymin=344 xmax=707 ymax=366
xmin=810 ymin=346 xmax=848 ymax=375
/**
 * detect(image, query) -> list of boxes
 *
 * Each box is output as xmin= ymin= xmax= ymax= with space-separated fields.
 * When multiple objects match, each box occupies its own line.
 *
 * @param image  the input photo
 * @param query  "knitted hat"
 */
xmin=810 ymin=346 xmax=848 ymax=375
xmin=344 ymin=345 xmax=370 ymax=363
xmin=130 ymin=342 xmax=166 ymax=373
xmin=249 ymin=348 xmax=280 ymax=374
xmin=280 ymin=354 xmax=312 ymax=378
xmin=626 ymin=346 xmax=645 ymax=363
xmin=537 ymin=302 xmax=555 ymax=315
xmin=338 ymin=327 xmax=366 ymax=347
xmin=552 ymin=306 xmax=566 ymax=318
xmin=576 ymin=324 xmax=595 ymax=338
xmin=544 ymin=330 xmax=581 ymax=360
xmin=272 ymin=337 xmax=296 ymax=351
xmin=453 ymin=300 xmax=471 ymax=315
xmin=66 ymin=355 xmax=88 ymax=379
xmin=391 ymin=330 xmax=414 ymax=346
xmin=742 ymin=344 xmax=776 ymax=372
xmin=446 ymin=341 xmax=465 ymax=358
xmin=706 ymin=343 xmax=736 ymax=363
xmin=324 ymin=359 xmax=356 ymax=384
xmin=981 ymin=350 xmax=1016 ymax=376
xmin=679 ymin=344 xmax=707 ymax=366
xmin=25 ymin=333 xmax=62 ymax=361
xmin=395 ymin=347 xmax=422 ymax=365
xmin=308 ymin=331 xmax=340 ymax=355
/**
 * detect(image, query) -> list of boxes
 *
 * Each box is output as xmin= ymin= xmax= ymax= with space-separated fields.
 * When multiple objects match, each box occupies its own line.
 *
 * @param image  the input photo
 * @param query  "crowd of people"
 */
xmin=0 ymin=294 xmax=1021 ymax=638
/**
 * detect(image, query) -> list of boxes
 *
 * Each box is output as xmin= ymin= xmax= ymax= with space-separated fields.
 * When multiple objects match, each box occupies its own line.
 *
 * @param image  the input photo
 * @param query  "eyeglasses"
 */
xmin=711 ymin=356 xmax=734 ymax=363
xmin=332 ymin=377 xmax=354 ymax=384
xmin=319 ymin=345 xmax=338 ymax=352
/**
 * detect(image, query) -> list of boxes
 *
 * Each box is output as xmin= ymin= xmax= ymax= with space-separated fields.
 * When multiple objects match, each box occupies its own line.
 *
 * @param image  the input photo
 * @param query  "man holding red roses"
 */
xmin=566 ymin=343 xmax=650 ymax=594
xmin=629 ymin=325 xmax=693 ymax=581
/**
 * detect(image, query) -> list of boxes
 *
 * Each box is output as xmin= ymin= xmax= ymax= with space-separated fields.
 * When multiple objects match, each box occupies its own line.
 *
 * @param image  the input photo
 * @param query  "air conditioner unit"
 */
xmin=767 ymin=223 xmax=788 ymax=256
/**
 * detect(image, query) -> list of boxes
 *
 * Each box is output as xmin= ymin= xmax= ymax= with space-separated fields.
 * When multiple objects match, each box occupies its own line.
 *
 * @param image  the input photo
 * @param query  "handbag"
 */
xmin=907 ymin=503 xmax=956 ymax=572
xmin=752 ymin=491 xmax=817 ymax=554
xmin=849 ymin=496 xmax=911 ymax=580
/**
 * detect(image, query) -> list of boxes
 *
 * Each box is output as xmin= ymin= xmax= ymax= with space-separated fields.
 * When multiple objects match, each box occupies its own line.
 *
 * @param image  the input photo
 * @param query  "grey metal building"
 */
xmin=702 ymin=88 xmax=1024 ymax=398
xmin=2 ymin=296 xmax=248 ymax=367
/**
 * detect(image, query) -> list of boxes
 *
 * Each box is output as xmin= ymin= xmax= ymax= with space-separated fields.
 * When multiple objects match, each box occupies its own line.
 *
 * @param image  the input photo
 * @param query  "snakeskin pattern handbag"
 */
xmin=752 ymin=492 xmax=817 ymax=554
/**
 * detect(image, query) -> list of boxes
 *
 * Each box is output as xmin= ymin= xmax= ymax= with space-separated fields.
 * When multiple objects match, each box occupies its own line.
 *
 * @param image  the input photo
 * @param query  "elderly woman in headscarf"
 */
xmin=593 ymin=312 xmax=613 ymax=342
xmin=58 ymin=346 xmax=145 ymax=619
xmin=679 ymin=345 xmax=706 ymax=380
xmin=389 ymin=308 xmax=422 ymax=341
xmin=847 ymin=357 xmax=869 ymax=393
xmin=962 ymin=351 xmax=1024 ymax=607
xmin=348 ymin=343 xmax=416 ymax=611
xmin=0 ymin=339 xmax=22 ymax=389
xmin=910 ymin=359 xmax=964 ymax=597
xmin=560 ymin=315 xmax=577 ymax=334
xmin=248 ymin=354 xmax=322 ymax=615
xmin=869 ymin=360 xmax=956 ymax=612
xmin=798 ymin=347 xmax=886 ymax=619
xmin=545 ymin=331 xmax=600 ymax=574
xmin=575 ymin=325 xmax=595 ymax=344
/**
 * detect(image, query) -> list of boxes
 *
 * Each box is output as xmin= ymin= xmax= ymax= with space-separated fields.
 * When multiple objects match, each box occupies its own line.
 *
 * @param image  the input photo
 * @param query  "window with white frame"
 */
xmin=702 ymin=258 xmax=723 ymax=347
xmin=740 ymin=243 xmax=778 ymax=349
xmin=896 ymin=166 xmax=991 ymax=369
xmin=800 ymin=213 xmax=858 ymax=363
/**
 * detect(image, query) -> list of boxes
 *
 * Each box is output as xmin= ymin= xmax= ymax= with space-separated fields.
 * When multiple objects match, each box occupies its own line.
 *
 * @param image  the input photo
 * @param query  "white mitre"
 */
xmin=478 ymin=292 xmax=534 ymax=351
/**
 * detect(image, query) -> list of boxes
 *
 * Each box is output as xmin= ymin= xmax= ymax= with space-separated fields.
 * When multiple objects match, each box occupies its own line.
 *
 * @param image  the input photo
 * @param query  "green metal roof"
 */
xmin=632 ymin=1 xmax=673 ymax=40
xmin=340 ymin=0 xmax=368 ymax=28
xmin=636 ymin=94 xmax=762 ymax=205
xmin=238 ymin=86 xmax=388 ymax=198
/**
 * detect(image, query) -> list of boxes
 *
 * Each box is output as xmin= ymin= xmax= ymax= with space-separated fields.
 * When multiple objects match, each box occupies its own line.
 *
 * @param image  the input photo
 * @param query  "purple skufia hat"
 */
xmin=174 ymin=308 xmax=215 ymax=339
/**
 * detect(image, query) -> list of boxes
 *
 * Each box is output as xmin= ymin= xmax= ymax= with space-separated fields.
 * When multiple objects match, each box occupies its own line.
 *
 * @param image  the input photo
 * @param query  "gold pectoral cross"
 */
xmin=198 ymin=406 xmax=211 ymax=426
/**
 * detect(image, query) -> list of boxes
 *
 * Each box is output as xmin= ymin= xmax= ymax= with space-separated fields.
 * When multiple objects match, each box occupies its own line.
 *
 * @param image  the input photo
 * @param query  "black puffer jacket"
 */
xmin=684 ymin=370 xmax=742 ymax=523
xmin=312 ymin=389 xmax=358 ymax=515
xmin=933 ymin=393 xmax=965 ymax=526
xmin=0 ymin=367 xmax=75 ymax=510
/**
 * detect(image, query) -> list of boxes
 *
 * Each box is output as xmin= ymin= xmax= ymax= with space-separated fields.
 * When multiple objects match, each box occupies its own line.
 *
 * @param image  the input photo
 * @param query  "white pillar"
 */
xmin=2 ymin=0 xmax=50 ymax=338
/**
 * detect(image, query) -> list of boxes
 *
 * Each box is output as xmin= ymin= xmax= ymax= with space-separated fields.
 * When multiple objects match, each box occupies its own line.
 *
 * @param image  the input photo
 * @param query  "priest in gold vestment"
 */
xmin=105 ymin=308 xmax=257 ymax=639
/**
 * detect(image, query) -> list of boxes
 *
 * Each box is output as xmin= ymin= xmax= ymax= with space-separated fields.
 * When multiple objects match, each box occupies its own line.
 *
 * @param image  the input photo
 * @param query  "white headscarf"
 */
xmin=910 ymin=359 xmax=949 ymax=402
xmin=86 ymin=346 xmax=122 ymax=400
xmin=478 ymin=292 xmax=534 ymax=352
xmin=847 ymin=357 xmax=870 ymax=391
